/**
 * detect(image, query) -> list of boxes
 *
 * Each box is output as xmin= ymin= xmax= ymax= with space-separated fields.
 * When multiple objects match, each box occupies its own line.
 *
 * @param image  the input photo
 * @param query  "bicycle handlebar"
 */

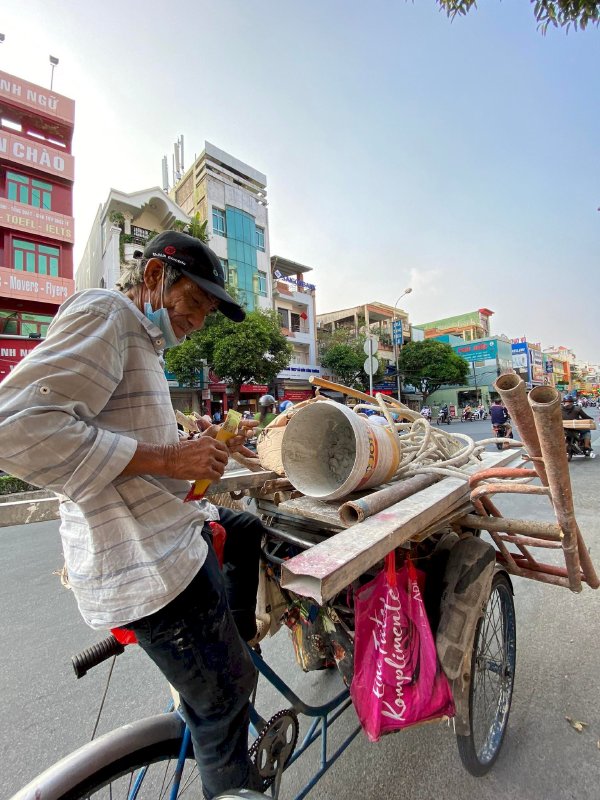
xmin=72 ymin=634 xmax=125 ymax=679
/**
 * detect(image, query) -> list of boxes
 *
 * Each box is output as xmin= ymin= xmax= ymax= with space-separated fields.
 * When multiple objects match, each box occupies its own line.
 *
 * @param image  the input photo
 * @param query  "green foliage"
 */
xmin=172 ymin=213 xmax=210 ymax=243
xmin=0 ymin=475 xmax=38 ymax=495
xmin=319 ymin=327 xmax=385 ymax=389
xmin=398 ymin=339 xmax=470 ymax=403
xmin=165 ymin=307 xmax=292 ymax=406
xmin=437 ymin=0 xmax=599 ymax=31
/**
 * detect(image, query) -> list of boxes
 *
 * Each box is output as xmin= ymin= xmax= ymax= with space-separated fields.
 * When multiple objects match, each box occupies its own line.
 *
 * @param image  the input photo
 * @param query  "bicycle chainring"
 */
xmin=250 ymin=709 xmax=299 ymax=788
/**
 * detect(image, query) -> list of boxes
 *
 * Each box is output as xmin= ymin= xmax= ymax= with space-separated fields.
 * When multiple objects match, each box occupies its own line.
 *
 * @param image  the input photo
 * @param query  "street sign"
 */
xmin=364 ymin=356 xmax=379 ymax=375
xmin=363 ymin=335 xmax=379 ymax=356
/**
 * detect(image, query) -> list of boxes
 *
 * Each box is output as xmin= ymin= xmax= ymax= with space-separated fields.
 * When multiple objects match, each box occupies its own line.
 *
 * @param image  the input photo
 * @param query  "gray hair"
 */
xmin=115 ymin=257 xmax=182 ymax=293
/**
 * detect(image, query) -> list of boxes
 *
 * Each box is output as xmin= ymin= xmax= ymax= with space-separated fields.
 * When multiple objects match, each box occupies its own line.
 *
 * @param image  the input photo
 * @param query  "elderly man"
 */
xmin=0 ymin=231 xmax=266 ymax=798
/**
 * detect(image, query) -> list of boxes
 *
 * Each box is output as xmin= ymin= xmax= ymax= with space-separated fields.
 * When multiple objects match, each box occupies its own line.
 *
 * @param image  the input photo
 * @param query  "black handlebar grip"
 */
xmin=72 ymin=635 xmax=125 ymax=678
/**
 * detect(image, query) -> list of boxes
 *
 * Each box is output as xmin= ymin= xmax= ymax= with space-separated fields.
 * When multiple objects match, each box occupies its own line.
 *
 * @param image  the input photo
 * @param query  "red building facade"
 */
xmin=0 ymin=70 xmax=75 ymax=379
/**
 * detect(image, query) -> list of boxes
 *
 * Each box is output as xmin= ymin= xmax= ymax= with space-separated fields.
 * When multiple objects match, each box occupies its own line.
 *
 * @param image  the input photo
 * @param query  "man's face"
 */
xmin=163 ymin=276 xmax=220 ymax=338
xmin=564 ymin=400 xmax=574 ymax=410
xmin=145 ymin=260 xmax=220 ymax=338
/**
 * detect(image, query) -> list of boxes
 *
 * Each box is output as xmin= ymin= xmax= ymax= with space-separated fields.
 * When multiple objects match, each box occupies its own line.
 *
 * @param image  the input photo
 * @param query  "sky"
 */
xmin=2 ymin=0 xmax=599 ymax=360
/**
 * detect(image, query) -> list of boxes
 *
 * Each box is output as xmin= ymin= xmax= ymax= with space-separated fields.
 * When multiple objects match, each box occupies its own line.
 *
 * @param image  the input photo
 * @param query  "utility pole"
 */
xmin=472 ymin=362 xmax=479 ymax=404
xmin=393 ymin=288 xmax=412 ymax=402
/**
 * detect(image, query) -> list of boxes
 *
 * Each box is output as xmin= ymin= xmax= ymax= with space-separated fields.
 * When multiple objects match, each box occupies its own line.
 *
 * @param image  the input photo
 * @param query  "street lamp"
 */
xmin=393 ymin=287 xmax=412 ymax=402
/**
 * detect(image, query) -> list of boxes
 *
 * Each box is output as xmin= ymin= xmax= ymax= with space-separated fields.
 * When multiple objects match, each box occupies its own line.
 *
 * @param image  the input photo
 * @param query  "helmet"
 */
xmin=258 ymin=394 xmax=276 ymax=407
xmin=563 ymin=395 xmax=575 ymax=403
xmin=279 ymin=400 xmax=294 ymax=412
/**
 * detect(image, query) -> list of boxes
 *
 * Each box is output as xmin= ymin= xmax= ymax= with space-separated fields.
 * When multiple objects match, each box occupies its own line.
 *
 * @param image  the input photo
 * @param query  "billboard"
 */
xmin=454 ymin=339 xmax=497 ymax=363
xmin=511 ymin=342 xmax=529 ymax=381
xmin=0 ymin=70 xmax=75 ymax=125
xmin=0 ymin=198 xmax=73 ymax=243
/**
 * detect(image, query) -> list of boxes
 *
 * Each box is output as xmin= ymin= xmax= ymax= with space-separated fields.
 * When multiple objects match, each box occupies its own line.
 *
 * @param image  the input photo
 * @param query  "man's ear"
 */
xmin=143 ymin=259 xmax=165 ymax=291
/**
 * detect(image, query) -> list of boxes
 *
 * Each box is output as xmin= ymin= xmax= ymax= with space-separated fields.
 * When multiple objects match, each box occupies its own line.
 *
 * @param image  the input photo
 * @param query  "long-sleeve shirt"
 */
xmin=0 ymin=289 xmax=208 ymax=629
xmin=561 ymin=404 xmax=592 ymax=422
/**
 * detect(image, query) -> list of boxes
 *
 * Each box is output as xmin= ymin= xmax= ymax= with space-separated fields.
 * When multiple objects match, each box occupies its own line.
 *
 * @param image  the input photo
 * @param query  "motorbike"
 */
xmin=437 ymin=409 xmax=451 ymax=425
xmin=461 ymin=409 xmax=473 ymax=422
xmin=564 ymin=429 xmax=594 ymax=461
xmin=420 ymin=407 xmax=432 ymax=421
xmin=492 ymin=422 xmax=513 ymax=450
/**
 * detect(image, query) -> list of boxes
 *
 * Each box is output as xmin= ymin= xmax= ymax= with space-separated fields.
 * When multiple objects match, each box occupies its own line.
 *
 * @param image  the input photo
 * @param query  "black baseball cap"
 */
xmin=143 ymin=231 xmax=245 ymax=322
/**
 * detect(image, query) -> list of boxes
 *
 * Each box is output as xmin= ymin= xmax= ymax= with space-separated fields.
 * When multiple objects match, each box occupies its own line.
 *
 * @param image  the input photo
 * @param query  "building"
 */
xmin=271 ymin=255 xmax=320 ymax=402
xmin=77 ymin=187 xmax=190 ymax=292
xmin=543 ymin=345 xmax=574 ymax=395
xmin=414 ymin=309 xmax=494 ymax=342
xmin=427 ymin=335 xmax=514 ymax=412
xmin=316 ymin=301 xmax=412 ymax=396
xmin=171 ymin=142 xmax=275 ymax=414
xmin=0 ymin=70 xmax=75 ymax=379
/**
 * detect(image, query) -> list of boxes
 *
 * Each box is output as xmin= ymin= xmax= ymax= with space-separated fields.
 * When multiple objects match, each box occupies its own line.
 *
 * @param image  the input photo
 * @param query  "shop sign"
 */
xmin=0 ymin=70 xmax=75 ymax=125
xmin=530 ymin=348 xmax=544 ymax=384
xmin=0 ymin=337 xmax=42 ymax=379
xmin=0 ymin=266 xmax=74 ymax=304
xmin=0 ymin=131 xmax=74 ymax=180
xmin=455 ymin=339 xmax=497 ymax=363
xmin=240 ymin=384 xmax=269 ymax=394
xmin=273 ymin=270 xmax=316 ymax=291
xmin=283 ymin=389 xmax=313 ymax=402
xmin=277 ymin=365 xmax=321 ymax=380
xmin=0 ymin=198 xmax=74 ymax=243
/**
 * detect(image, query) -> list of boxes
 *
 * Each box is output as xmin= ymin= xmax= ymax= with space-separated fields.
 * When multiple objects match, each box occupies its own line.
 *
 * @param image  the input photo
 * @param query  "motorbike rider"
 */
xmin=421 ymin=405 xmax=432 ymax=419
xmin=562 ymin=395 xmax=593 ymax=453
xmin=254 ymin=394 xmax=278 ymax=433
xmin=439 ymin=403 xmax=450 ymax=422
xmin=490 ymin=398 xmax=512 ymax=437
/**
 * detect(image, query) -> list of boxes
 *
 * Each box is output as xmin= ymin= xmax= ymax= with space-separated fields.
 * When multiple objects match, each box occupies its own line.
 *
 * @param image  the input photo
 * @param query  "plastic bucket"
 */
xmin=281 ymin=401 xmax=400 ymax=501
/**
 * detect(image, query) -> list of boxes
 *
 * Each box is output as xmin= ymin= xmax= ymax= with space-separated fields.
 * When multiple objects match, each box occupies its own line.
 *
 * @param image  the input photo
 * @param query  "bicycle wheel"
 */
xmin=13 ymin=713 xmax=199 ymax=800
xmin=456 ymin=573 xmax=516 ymax=777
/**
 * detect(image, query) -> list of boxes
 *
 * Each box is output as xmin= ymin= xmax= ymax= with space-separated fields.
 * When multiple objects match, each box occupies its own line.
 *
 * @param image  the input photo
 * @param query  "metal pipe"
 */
xmin=528 ymin=385 xmax=582 ymax=592
xmin=338 ymin=473 xmax=438 ymax=525
xmin=458 ymin=513 xmax=562 ymax=541
xmin=495 ymin=373 xmax=549 ymax=486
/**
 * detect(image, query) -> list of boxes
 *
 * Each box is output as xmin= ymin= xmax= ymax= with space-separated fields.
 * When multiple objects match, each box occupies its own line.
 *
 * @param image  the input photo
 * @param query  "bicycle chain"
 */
xmin=249 ymin=708 xmax=299 ymax=790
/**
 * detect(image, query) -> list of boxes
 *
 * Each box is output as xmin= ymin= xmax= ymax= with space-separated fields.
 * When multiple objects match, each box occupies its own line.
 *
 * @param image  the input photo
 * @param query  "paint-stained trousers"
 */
xmin=123 ymin=509 xmax=264 ymax=799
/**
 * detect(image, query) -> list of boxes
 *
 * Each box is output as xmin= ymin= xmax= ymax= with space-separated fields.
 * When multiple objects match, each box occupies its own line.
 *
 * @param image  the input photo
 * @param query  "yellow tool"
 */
xmin=184 ymin=409 xmax=242 ymax=501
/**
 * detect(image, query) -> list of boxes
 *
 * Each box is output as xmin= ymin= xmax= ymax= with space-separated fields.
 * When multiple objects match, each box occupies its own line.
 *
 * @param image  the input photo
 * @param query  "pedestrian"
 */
xmin=0 ymin=231 xmax=268 ymax=799
xmin=254 ymin=393 xmax=278 ymax=432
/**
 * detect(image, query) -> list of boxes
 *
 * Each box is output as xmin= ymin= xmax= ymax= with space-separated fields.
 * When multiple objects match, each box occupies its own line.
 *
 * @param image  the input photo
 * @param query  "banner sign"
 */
xmin=0 ymin=70 xmax=75 ymax=125
xmin=455 ymin=339 xmax=497 ymax=363
xmin=0 ymin=197 xmax=73 ymax=243
xmin=0 ymin=131 xmax=75 ymax=180
xmin=0 ymin=265 xmax=74 ymax=305
xmin=0 ymin=337 xmax=42 ymax=379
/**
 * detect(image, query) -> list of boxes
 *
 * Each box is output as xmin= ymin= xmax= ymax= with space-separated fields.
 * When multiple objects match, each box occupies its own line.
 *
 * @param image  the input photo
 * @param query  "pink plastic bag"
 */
xmin=350 ymin=555 xmax=455 ymax=742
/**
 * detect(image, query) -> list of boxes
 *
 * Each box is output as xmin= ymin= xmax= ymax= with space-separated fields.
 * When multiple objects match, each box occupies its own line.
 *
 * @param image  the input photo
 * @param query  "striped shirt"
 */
xmin=0 ymin=289 xmax=208 ymax=629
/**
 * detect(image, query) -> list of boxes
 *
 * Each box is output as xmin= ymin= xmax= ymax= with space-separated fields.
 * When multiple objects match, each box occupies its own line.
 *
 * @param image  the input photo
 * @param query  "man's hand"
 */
xmin=165 ymin=437 xmax=229 ymax=481
xmin=195 ymin=414 xmax=258 ymax=454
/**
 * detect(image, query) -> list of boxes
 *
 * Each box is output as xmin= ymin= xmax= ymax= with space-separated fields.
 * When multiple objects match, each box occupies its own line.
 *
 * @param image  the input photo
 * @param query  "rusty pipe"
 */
xmin=528 ymin=385 xmax=582 ymax=592
xmin=458 ymin=513 xmax=563 ymax=541
xmin=339 ymin=473 xmax=438 ymax=525
xmin=495 ymin=373 xmax=549 ymax=486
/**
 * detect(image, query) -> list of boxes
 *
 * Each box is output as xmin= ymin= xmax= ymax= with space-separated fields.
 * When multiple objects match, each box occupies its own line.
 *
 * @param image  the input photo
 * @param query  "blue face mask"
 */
xmin=143 ymin=273 xmax=185 ymax=349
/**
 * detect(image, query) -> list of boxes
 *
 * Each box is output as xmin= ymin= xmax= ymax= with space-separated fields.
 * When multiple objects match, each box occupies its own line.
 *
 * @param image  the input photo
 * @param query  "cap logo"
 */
xmin=164 ymin=245 xmax=177 ymax=255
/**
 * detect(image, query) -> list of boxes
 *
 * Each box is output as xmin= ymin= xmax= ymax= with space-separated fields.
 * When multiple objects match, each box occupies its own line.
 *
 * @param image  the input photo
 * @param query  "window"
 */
xmin=290 ymin=313 xmax=301 ymax=333
xmin=219 ymin=258 xmax=229 ymax=282
xmin=0 ymin=311 xmax=53 ymax=337
xmin=255 ymin=226 xmax=265 ymax=251
xmin=277 ymin=307 xmax=290 ymax=329
xmin=228 ymin=266 xmax=238 ymax=288
xmin=212 ymin=207 xmax=226 ymax=236
xmin=257 ymin=271 xmax=267 ymax=296
xmin=13 ymin=239 xmax=60 ymax=276
xmin=7 ymin=172 xmax=53 ymax=210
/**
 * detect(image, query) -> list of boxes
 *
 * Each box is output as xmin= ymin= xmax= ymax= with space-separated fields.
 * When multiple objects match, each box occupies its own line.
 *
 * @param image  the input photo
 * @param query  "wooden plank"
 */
xmin=280 ymin=449 xmax=520 ymax=604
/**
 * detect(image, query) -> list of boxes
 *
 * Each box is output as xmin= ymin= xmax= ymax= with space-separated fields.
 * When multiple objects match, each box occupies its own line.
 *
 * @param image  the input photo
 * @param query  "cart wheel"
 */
xmin=456 ymin=573 xmax=516 ymax=776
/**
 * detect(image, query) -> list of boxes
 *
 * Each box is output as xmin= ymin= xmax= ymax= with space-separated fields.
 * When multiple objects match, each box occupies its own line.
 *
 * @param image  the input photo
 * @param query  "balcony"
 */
xmin=129 ymin=225 xmax=155 ymax=245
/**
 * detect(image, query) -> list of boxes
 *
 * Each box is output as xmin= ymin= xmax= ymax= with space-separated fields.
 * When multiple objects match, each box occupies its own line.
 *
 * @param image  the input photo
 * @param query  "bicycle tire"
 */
xmin=456 ymin=573 xmax=516 ymax=777
xmin=12 ymin=713 xmax=197 ymax=800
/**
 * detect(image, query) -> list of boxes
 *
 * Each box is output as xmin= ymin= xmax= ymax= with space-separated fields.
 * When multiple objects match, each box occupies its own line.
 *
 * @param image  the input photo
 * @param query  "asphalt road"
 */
xmin=1 ymin=418 xmax=600 ymax=799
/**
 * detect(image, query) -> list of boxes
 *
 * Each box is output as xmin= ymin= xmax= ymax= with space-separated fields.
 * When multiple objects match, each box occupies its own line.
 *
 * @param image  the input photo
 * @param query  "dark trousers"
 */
xmin=123 ymin=509 xmax=264 ymax=799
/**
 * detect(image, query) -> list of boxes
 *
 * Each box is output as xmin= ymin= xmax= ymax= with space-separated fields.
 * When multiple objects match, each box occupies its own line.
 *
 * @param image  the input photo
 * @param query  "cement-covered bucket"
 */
xmin=281 ymin=400 xmax=400 ymax=501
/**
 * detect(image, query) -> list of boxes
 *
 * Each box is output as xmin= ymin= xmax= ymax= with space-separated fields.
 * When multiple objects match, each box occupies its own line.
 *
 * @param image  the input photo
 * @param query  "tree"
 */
xmin=319 ymin=327 xmax=385 ymax=390
xmin=173 ymin=212 xmax=209 ymax=242
xmin=437 ymin=0 xmax=599 ymax=31
xmin=398 ymin=339 xmax=470 ymax=405
xmin=165 ymin=308 xmax=292 ymax=408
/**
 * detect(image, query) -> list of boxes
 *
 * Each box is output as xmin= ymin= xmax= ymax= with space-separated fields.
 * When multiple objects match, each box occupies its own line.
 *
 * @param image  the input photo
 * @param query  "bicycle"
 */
xmin=11 ymin=520 xmax=517 ymax=800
